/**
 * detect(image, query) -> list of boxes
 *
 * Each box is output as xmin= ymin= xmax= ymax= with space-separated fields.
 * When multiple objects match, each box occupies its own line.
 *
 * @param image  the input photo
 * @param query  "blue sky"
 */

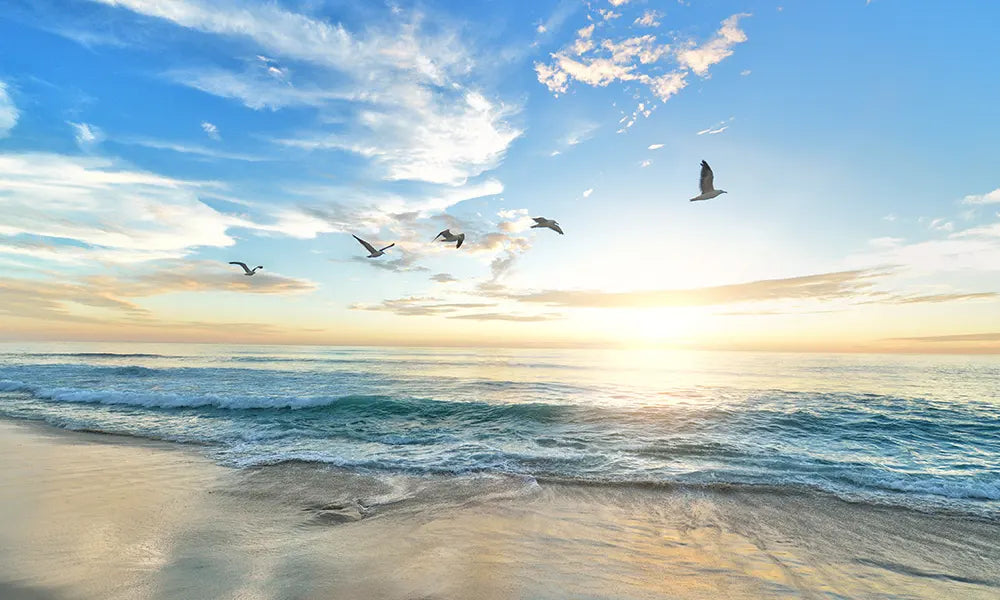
xmin=1 ymin=0 xmax=999 ymax=351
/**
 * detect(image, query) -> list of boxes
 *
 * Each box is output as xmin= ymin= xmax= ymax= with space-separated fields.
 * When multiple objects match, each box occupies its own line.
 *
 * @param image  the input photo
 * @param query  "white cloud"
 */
xmin=634 ymin=11 xmax=661 ymax=28
xmin=0 ymin=152 xmax=243 ymax=263
xmin=0 ymin=81 xmax=18 ymax=138
xmin=201 ymin=121 xmax=220 ymax=140
xmin=98 ymin=0 xmax=518 ymax=186
xmin=121 ymin=138 xmax=263 ymax=162
xmin=648 ymin=143 xmax=664 ymax=150
xmin=608 ymin=0 xmax=631 ymax=6
xmin=535 ymin=12 xmax=749 ymax=113
xmin=696 ymin=117 xmax=734 ymax=136
xmin=928 ymin=218 xmax=954 ymax=232
xmin=582 ymin=188 xmax=593 ymax=198
xmin=68 ymin=121 xmax=103 ymax=146
xmin=740 ymin=69 xmax=752 ymax=76
xmin=277 ymin=91 xmax=521 ymax=185
xmin=640 ymin=159 xmax=651 ymax=168
xmin=676 ymin=14 xmax=751 ymax=76
xmin=598 ymin=9 xmax=621 ymax=21
xmin=962 ymin=188 xmax=1000 ymax=205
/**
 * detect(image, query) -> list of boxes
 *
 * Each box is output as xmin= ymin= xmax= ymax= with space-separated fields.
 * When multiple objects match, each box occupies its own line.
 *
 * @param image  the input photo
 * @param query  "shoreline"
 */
xmin=1 ymin=417 xmax=998 ymax=599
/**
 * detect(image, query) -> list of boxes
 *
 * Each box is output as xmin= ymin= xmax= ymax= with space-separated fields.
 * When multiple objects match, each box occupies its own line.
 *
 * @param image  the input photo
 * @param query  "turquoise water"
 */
xmin=1 ymin=343 xmax=997 ymax=519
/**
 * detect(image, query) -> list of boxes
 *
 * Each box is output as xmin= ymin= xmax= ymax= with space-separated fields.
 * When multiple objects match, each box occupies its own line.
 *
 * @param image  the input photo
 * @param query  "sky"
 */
xmin=1 ymin=0 xmax=999 ymax=353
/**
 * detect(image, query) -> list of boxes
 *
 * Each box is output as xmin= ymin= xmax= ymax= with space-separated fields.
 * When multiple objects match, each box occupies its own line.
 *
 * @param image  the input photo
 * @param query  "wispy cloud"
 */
xmin=350 ymin=296 xmax=496 ymax=317
xmin=887 ymin=332 xmax=1000 ymax=343
xmin=448 ymin=312 xmax=562 ymax=322
xmin=0 ymin=81 xmax=18 ymax=138
xmin=676 ymin=14 xmax=751 ymax=76
xmin=120 ymin=138 xmax=264 ymax=161
xmin=99 ymin=0 xmax=521 ymax=186
xmin=962 ymin=188 xmax=1000 ymax=205
xmin=648 ymin=143 xmax=664 ymax=150
xmin=696 ymin=117 xmax=734 ymax=136
xmin=68 ymin=121 xmax=103 ymax=146
xmin=582 ymin=188 xmax=593 ymax=198
xmin=535 ymin=12 xmax=750 ymax=119
xmin=0 ymin=260 xmax=315 ymax=325
xmin=200 ymin=121 xmax=220 ymax=140
xmin=634 ymin=11 xmax=661 ymax=28
xmin=490 ymin=269 xmax=889 ymax=308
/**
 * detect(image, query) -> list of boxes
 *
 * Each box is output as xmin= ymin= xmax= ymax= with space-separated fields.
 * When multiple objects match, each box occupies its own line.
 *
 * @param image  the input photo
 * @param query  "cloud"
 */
xmin=447 ymin=312 xmax=562 ymax=322
xmin=883 ymin=292 xmax=998 ymax=304
xmin=277 ymin=91 xmax=521 ymax=185
xmin=100 ymin=0 xmax=521 ymax=186
xmin=491 ymin=269 xmax=889 ymax=308
xmin=349 ymin=296 xmax=559 ymax=322
xmin=608 ymin=0 xmax=631 ymax=6
xmin=962 ymin=188 xmax=1000 ymax=205
xmin=0 ymin=81 xmax=18 ymax=137
xmin=536 ymin=12 xmax=750 ymax=113
xmin=640 ymin=159 xmax=652 ymax=168
xmin=887 ymin=332 xmax=1000 ymax=343
xmin=350 ymin=296 xmax=496 ymax=317
xmin=68 ymin=121 xmax=103 ymax=146
xmin=583 ymin=188 xmax=593 ymax=198
xmin=349 ymin=249 xmax=429 ymax=273
xmin=431 ymin=273 xmax=458 ymax=283
xmin=120 ymin=138 xmax=264 ymax=161
xmin=740 ymin=69 xmax=752 ymax=76
xmin=201 ymin=121 xmax=220 ymax=140
xmin=676 ymin=14 xmax=751 ymax=76
xmin=927 ymin=218 xmax=954 ymax=232
xmin=0 ymin=152 xmax=245 ymax=263
xmin=697 ymin=117 xmax=734 ymax=136
xmin=0 ymin=261 xmax=315 ymax=325
xmin=634 ymin=11 xmax=661 ymax=28
xmin=648 ymin=143 xmax=664 ymax=150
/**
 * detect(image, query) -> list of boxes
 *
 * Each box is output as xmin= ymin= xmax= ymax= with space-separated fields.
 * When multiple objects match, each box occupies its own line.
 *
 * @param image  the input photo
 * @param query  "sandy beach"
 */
xmin=1 ymin=419 xmax=997 ymax=600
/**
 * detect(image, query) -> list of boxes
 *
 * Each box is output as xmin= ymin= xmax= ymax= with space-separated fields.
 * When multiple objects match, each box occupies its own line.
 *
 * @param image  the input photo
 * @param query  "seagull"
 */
xmin=690 ymin=160 xmax=727 ymax=201
xmin=353 ymin=234 xmax=395 ymax=258
xmin=531 ymin=217 xmax=564 ymax=235
xmin=433 ymin=229 xmax=466 ymax=249
xmin=229 ymin=261 xmax=263 ymax=276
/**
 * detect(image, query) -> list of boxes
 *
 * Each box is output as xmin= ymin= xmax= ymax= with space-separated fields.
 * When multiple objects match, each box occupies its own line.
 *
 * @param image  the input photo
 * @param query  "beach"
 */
xmin=2 ymin=419 xmax=998 ymax=600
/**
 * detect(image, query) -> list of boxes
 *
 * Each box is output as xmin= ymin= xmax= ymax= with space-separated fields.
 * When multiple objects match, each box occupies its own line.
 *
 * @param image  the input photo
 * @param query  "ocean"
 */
xmin=1 ymin=342 xmax=998 ymax=521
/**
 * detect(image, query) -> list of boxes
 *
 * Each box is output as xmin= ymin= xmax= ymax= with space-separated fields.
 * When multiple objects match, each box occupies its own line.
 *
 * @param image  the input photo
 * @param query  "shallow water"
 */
xmin=1 ymin=342 xmax=998 ymax=519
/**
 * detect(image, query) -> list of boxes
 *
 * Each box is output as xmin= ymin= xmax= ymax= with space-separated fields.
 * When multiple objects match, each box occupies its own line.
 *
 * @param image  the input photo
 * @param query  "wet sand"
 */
xmin=0 ymin=420 xmax=997 ymax=600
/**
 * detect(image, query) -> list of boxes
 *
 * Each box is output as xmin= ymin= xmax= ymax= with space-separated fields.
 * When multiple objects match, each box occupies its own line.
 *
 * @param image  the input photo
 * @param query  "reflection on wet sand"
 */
xmin=0 ymin=421 xmax=997 ymax=600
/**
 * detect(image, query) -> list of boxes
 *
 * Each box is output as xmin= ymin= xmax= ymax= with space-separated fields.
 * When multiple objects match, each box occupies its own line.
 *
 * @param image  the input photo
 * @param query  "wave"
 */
xmin=0 ymin=378 xmax=568 ymax=420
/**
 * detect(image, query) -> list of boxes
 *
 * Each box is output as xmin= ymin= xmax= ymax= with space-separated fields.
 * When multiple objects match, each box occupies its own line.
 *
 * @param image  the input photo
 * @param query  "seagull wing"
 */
xmin=352 ymin=234 xmax=377 ymax=255
xmin=551 ymin=223 xmax=564 ymax=235
xmin=699 ymin=160 xmax=715 ymax=194
xmin=433 ymin=229 xmax=449 ymax=241
xmin=455 ymin=233 xmax=465 ymax=249
xmin=533 ymin=217 xmax=546 ymax=224
xmin=379 ymin=243 xmax=395 ymax=252
xmin=228 ymin=261 xmax=252 ymax=274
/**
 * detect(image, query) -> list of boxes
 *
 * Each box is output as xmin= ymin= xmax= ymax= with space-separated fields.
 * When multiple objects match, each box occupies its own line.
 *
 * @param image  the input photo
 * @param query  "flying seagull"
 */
xmin=229 ymin=261 xmax=263 ymax=276
xmin=531 ymin=217 xmax=564 ymax=235
xmin=690 ymin=160 xmax=727 ymax=201
xmin=433 ymin=229 xmax=466 ymax=249
xmin=353 ymin=234 xmax=395 ymax=258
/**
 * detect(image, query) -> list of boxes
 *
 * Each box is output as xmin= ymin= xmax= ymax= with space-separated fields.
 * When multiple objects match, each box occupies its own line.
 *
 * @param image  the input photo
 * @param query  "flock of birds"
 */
xmin=229 ymin=160 xmax=726 ymax=275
